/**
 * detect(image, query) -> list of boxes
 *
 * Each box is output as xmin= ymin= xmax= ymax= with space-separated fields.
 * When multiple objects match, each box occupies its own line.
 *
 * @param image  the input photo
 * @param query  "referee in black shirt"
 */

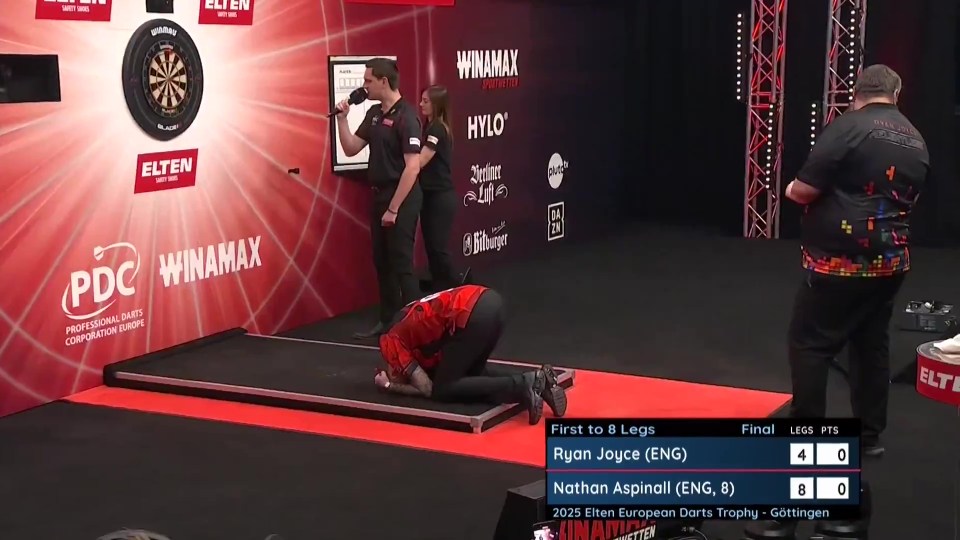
xmin=416 ymin=85 xmax=457 ymax=292
xmin=336 ymin=58 xmax=423 ymax=338
xmin=746 ymin=65 xmax=929 ymax=539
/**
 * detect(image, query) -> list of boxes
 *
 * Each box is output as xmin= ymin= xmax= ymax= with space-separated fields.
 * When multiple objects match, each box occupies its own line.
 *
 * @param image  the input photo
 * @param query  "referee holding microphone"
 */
xmin=336 ymin=58 xmax=424 ymax=338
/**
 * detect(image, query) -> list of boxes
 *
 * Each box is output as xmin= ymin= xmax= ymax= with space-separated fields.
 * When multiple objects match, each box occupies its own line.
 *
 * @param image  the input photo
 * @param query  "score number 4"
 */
xmin=790 ymin=443 xmax=849 ymax=466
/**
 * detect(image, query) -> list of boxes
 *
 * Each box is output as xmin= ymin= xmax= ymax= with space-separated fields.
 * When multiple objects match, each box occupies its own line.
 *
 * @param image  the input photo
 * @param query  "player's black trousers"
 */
xmin=428 ymin=290 xmax=526 ymax=404
xmin=787 ymin=271 xmax=905 ymax=444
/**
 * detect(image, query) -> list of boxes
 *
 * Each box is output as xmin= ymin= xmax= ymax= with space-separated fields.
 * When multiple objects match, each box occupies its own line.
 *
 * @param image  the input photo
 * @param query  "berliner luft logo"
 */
xmin=122 ymin=19 xmax=204 ymax=141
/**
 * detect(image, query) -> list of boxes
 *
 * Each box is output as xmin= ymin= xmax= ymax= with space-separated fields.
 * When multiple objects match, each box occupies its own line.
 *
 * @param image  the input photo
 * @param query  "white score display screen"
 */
xmin=328 ymin=55 xmax=397 ymax=172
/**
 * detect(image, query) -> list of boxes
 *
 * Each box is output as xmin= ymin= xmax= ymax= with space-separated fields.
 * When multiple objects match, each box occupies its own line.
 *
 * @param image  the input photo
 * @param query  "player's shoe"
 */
xmin=520 ymin=370 xmax=546 ymax=425
xmin=540 ymin=364 xmax=567 ymax=417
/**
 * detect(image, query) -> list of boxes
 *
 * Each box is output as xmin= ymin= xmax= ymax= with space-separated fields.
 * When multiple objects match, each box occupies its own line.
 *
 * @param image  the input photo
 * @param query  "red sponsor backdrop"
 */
xmin=0 ymin=0 xmax=625 ymax=417
xmin=0 ymin=0 xmax=439 ymax=416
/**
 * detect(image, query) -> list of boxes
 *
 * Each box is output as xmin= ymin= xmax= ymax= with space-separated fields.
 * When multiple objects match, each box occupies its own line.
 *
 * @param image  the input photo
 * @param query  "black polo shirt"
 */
xmin=797 ymin=103 xmax=929 ymax=277
xmin=419 ymin=119 xmax=453 ymax=191
xmin=355 ymin=99 xmax=422 ymax=188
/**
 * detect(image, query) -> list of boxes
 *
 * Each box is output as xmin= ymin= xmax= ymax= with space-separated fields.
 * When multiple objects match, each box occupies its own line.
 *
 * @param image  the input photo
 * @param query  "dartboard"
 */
xmin=122 ymin=19 xmax=204 ymax=141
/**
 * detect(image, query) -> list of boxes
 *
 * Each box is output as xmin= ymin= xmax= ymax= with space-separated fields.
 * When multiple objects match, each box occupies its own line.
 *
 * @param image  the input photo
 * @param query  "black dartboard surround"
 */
xmin=122 ymin=19 xmax=203 ymax=141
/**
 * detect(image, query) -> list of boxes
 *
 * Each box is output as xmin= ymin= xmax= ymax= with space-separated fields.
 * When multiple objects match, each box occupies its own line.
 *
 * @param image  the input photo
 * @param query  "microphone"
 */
xmin=328 ymin=87 xmax=368 ymax=118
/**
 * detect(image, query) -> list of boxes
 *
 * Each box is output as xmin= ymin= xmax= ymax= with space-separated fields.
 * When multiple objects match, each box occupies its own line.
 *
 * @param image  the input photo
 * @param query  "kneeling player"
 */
xmin=375 ymin=285 xmax=567 ymax=424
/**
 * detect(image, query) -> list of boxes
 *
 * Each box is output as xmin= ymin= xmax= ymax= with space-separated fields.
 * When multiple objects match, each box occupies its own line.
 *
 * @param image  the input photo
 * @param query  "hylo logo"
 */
xmin=456 ymin=49 xmax=519 ymax=90
xmin=158 ymin=236 xmax=262 ymax=287
xmin=61 ymin=243 xmax=140 ymax=321
xmin=463 ymin=163 xmax=509 ymax=206
xmin=547 ymin=153 xmax=569 ymax=189
xmin=463 ymin=222 xmax=509 ymax=257
xmin=547 ymin=202 xmax=565 ymax=242
xmin=467 ymin=113 xmax=508 ymax=140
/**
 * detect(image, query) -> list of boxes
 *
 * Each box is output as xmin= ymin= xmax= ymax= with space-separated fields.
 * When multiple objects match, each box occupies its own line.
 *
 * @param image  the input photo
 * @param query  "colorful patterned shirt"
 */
xmin=797 ymin=103 xmax=929 ymax=277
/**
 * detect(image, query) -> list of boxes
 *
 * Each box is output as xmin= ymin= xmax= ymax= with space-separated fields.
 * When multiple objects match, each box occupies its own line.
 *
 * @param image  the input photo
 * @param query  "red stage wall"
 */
xmin=0 ymin=0 xmax=626 ymax=417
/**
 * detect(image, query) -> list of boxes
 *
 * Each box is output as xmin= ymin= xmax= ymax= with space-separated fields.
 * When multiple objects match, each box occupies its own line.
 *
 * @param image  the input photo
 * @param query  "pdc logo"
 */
xmin=61 ymin=243 xmax=140 ymax=321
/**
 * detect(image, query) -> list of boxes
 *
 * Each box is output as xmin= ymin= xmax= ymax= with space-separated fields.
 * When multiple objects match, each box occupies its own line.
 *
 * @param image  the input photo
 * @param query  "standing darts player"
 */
xmin=375 ymin=284 xmax=568 ymax=424
xmin=336 ymin=58 xmax=424 ymax=339
xmin=746 ymin=65 xmax=929 ymax=539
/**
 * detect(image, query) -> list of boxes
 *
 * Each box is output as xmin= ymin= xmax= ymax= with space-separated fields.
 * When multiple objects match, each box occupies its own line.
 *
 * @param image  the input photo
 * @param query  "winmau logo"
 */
xmin=547 ymin=153 xmax=569 ymax=189
xmin=158 ymin=236 xmax=262 ymax=287
xmin=150 ymin=25 xmax=178 ymax=37
xmin=456 ymin=49 xmax=519 ymax=90
xmin=463 ymin=221 xmax=508 ymax=256
xmin=463 ymin=163 xmax=508 ymax=206
xmin=467 ymin=112 xmax=508 ymax=140
xmin=62 ymin=243 xmax=140 ymax=321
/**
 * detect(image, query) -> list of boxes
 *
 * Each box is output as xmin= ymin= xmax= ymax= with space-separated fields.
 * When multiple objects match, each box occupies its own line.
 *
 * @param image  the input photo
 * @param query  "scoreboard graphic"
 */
xmin=545 ymin=419 xmax=862 ymax=522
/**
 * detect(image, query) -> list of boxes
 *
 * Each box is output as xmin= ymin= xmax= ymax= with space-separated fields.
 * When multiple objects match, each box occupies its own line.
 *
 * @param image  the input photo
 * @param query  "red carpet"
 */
xmin=66 ymin=369 xmax=791 ymax=467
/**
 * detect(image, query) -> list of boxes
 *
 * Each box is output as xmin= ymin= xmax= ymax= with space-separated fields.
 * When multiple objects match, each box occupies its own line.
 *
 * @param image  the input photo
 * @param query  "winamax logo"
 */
xmin=463 ymin=221 xmax=509 ymax=256
xmin=467 ymin=112 xmax=508 ymax=140
xmin=543 ymin=520 xmax=657 ymax=540
xmin=463 ymin=162 xmax=508 ymax=206
xmin=61 ymin=242 xmax=146 ymax=347
xmin=456 ymin=49 xmax=519 ymax=90
xmin=547 ymin=153 xmax=569 ymax=189
xmin=158 ymin=236 xmax=262 ymax=287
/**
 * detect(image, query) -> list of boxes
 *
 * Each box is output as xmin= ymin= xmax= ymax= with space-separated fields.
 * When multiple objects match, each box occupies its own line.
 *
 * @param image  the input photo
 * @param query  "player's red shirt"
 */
xmin=379 ymin=285 xmax=487 ymax=377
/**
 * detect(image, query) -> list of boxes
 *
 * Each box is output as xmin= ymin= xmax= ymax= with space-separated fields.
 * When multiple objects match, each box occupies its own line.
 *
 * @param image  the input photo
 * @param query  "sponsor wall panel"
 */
xmin=428 ymin=1 xmax=536 ymax=266
xmin=0 ymin=0 xmax=623 ymax=416
xmin=0 ymin=0 xmax=402 ymax=416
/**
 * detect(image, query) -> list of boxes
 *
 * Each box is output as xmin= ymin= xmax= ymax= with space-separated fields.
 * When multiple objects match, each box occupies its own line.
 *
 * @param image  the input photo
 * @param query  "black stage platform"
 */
xmin=103 ymin=328 xmax=575 ymax=433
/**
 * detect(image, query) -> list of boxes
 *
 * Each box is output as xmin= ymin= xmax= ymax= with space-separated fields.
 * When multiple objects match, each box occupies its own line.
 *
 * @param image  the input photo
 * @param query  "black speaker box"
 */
xmin=495 ymin=480 xmax=547 ymax=540
xmin=146 ymin=0 xmax=174 ymax=13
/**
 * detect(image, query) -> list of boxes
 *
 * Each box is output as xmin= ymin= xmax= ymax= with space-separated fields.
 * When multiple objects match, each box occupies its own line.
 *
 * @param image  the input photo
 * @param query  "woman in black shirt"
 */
xmin=417 ymin=85 xmax=457 ymax=291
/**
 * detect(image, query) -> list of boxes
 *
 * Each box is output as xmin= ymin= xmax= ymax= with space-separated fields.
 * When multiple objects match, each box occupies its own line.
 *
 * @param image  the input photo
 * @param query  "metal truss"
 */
xmin=739 ymin=0 xmax=788 ymax=239
xmin=822 ymin=0 xmax=867 ymax=126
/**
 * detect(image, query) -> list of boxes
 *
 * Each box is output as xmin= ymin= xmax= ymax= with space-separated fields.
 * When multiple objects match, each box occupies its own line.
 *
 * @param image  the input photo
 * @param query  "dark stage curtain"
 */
xmin=864 ymin=0 xmax=959 ymax=245
xmin=778 ymin=1 xmax=830 ymax=239
xmin=623 ymin=0 xmax=958 ymax=243
xmin=624 ymin=0 xmax=751 ymax=235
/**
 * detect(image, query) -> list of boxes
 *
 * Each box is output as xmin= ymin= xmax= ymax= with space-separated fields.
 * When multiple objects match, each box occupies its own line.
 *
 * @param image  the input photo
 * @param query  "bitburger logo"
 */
xmin=122 ymin=19 xmax=204 ymax=141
